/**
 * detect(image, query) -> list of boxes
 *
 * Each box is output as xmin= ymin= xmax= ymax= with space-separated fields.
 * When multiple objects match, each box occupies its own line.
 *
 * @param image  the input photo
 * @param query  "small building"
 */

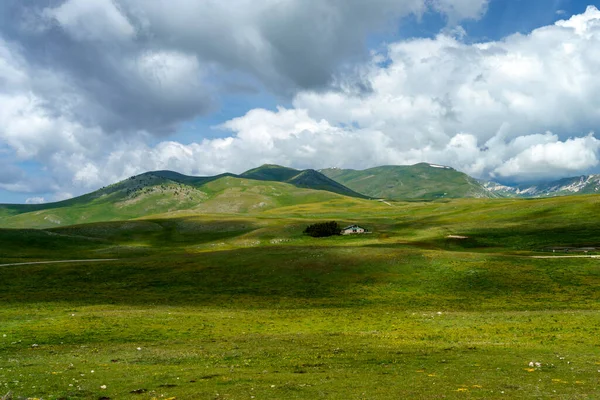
xmin=341 ymin=224 xmax=368 ymax=235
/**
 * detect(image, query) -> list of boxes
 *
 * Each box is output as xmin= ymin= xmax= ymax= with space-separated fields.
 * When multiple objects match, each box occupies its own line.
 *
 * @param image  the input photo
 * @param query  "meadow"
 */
xmin=1 ymin=195 xmax=600 ymax=399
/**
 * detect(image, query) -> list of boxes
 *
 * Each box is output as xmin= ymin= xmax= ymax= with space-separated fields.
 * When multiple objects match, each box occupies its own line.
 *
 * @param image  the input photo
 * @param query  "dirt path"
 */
xmin=530 ymin=255 xmax=600 ymax=259
xmin=377 ymin=199 xmax=393 ymax=207
xmin=0 ymin=259 xmax=119 ymax=267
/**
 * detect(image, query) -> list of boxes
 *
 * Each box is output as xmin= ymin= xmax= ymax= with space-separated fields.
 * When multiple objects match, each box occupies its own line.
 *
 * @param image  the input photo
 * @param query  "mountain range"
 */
xmin=320 ymin=163 xmax=600 ymax=199
xmin=2 ymin=163 xmax=600 ymax=229
xmin=0 ymin=165 xmax=368 ymax=228
xmin=482 ymin=175 xmax=600 ymax=198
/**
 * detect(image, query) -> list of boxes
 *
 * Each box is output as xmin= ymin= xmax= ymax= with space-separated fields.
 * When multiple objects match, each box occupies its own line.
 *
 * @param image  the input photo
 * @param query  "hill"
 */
xmin=240 ymin=164 xmax=301 ymax=182
xmin=241 ymin=164 xmax=368 ymax=198
xmin=0 ymin=164 xmax=370 ymax=229
xmin=0 ymin=172 xmax=365 ymax=229
xmin=321 ymin=163 xmax=497 ymax=200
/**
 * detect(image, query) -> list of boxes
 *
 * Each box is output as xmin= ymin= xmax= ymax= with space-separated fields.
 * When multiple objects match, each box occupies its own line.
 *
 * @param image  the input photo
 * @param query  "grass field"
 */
xmin=1 ymin=195 xmax=600 ymax=399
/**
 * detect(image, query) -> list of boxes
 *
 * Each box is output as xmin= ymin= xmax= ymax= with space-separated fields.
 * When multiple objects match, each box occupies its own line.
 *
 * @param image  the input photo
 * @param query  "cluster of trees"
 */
xmin=303 ymin=221 xmax=341 ymax=237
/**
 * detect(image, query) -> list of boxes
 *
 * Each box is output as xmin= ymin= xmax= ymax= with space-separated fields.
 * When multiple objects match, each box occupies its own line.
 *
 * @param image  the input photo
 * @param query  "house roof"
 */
xmin=342 ymin=224 xmax=364 ymax=230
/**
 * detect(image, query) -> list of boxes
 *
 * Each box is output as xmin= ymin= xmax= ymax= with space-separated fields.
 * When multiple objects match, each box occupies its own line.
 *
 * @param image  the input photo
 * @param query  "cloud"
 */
xmin=431 ymin=0 xmax=489 ymax=23
xmin=0 ymin=0 xmax=211 ymax=136
xmin=493 ymin=134 xmax=600 ymax=180
xmin=120 ymin=0 xmax=433 ymax=90
xmin=45 ymin=0 xmax=136 ymax=42
xmin=0 ymin=0 xmax=490 ymax=198
xmin=7 ymin=2 xmax=600 ymax=200
xmin=0 ymin=0 xmax=490 ymax=138
xmin=25 ymin=197 xmax=46 ymax=205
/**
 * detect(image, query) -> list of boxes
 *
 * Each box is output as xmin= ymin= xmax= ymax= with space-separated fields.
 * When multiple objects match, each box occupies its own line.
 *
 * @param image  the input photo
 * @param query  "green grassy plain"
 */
xmin=1 ymin=195 xmax=600 ymax=399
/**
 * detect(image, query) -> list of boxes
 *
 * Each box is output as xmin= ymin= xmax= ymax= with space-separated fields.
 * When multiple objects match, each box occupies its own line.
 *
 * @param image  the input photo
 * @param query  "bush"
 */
xmin=303 ymin=221 xmax=341 ymax=237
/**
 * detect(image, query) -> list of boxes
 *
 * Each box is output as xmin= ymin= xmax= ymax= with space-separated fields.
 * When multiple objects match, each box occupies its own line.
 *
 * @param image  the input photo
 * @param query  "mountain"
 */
xmin=241 ymin=164 xmax=301 ymax=182
xmin=321 ymin=163 xmax=497 ymax=200
xmin=484 ymin=175 xmax=600 ymax=198
xmin=243 ymin=165 xmax=370 ymax=198
xmin=149 ymin=170 xmax=236 ymax=186
xmin=0 ymin=167 xmax=367 ymax=229
xmin=240 ymin=164 xmax=369 ymax=198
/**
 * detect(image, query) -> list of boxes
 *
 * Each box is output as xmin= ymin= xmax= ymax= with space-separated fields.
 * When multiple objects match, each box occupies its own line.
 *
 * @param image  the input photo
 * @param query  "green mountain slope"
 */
xmin=321 ymin=163 xmax=497 ymax=200
xmin=241 ymin=164 xmax=301 ymax=182
xmin=241 ymin=164 xmax=369 ymax=198
xmin=0 ymin=172 xmax=361 ymax=229
xmin=150 ymin=170 xmax=237 ymax=186
xmin=0 ymin=164 xmax=369 ymax=229
xmin=0 ymin=173 xmax=176 ymax=218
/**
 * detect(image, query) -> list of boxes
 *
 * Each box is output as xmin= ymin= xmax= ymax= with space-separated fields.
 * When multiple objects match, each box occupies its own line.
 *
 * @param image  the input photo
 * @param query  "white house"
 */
xmin=341 ymin=224 xmax=367 ymax=235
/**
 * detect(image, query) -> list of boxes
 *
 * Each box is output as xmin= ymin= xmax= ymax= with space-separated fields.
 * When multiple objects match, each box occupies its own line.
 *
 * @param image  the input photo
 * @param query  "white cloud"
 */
xmin=25 ymin=197 xmax=46 ymax=204
xmin=5 ymin=3 xmax=600 ymax=200
xmin=130 ymin=50 xmax=206 ymax=103
xmin=556 ymin=5 xmax=600 ymax=36
xmin=494 ymin=134 xmax=600 ymax=180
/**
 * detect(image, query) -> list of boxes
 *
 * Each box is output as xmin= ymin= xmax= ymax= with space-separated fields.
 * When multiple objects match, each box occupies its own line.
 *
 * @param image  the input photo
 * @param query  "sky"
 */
xmin=1 ymin=0 xmax=600 ymax=204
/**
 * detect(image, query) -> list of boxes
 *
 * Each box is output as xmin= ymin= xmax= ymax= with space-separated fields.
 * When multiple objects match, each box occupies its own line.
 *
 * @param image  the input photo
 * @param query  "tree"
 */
xmin=303 ymin=221 xmax=341 ymax=237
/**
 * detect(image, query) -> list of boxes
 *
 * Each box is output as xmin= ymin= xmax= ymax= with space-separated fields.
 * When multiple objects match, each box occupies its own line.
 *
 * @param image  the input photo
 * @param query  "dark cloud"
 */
xmin=123 ymin=0 xmax=436 ymax=92
xmin=0 ymin=0 xmax=212 ymax=135
xmin=0 ymin=0 xmax=488 ymax=137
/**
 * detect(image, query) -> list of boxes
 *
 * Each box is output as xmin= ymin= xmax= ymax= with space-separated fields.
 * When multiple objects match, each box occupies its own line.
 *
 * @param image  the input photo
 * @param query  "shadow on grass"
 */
xmin=0 ymin=246 xmax=367 ymax=307
xmin=460 ymin=224 xmax=600 ymax=250
xmin=0 ymin=229 xmax=110 ymax=260
xmin=50 ymin=217 xmax=260 ymax=246
xmin=2 ymin=243 xmax=600 ymax=310
xmin=0 ymin=218 xmax=261 ymax=260
xmin=385 ymin=216 xmax=600 ymax=252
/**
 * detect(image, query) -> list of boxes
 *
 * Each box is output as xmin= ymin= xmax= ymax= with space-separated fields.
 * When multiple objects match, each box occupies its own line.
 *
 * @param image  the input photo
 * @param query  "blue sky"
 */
xmin=397 ymin=0 xmax=578 ymax=40
xmin=1 ymin=0 xmax=600 ymax=203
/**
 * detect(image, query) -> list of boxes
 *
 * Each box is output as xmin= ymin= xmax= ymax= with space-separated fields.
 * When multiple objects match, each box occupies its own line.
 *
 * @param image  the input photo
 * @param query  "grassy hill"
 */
xmin=0 ymin=173 xmax=364 ymax=229
xmin=0 ymin=165 xmax=367 ymax=229
xmin=241 ymin=164 xmax=368 ymax=198
xmin=241 ymin=164 xmax=301 ymax=182
xmin=321 ymin=163 xmax=497 ymax=200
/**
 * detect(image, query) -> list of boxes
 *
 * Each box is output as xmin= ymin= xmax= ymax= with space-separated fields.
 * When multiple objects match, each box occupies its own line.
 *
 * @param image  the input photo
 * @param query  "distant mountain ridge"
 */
xmin=483 ymin=175 xmax=600 ymax=198
xmin=240 ymin=164 xmax=368 ymax=199
xmin=137 ymin=165 xmax=367 ymax=199
xmin=0 ymin=165 xmax=368 ymax=228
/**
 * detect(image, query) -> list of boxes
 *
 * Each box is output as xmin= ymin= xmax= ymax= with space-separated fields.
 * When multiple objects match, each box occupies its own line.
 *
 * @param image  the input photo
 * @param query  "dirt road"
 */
xmin=0 ymin=259 xmax=119 ymax=267
xmin=530 ymin=255 xmax=600 ymax=259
